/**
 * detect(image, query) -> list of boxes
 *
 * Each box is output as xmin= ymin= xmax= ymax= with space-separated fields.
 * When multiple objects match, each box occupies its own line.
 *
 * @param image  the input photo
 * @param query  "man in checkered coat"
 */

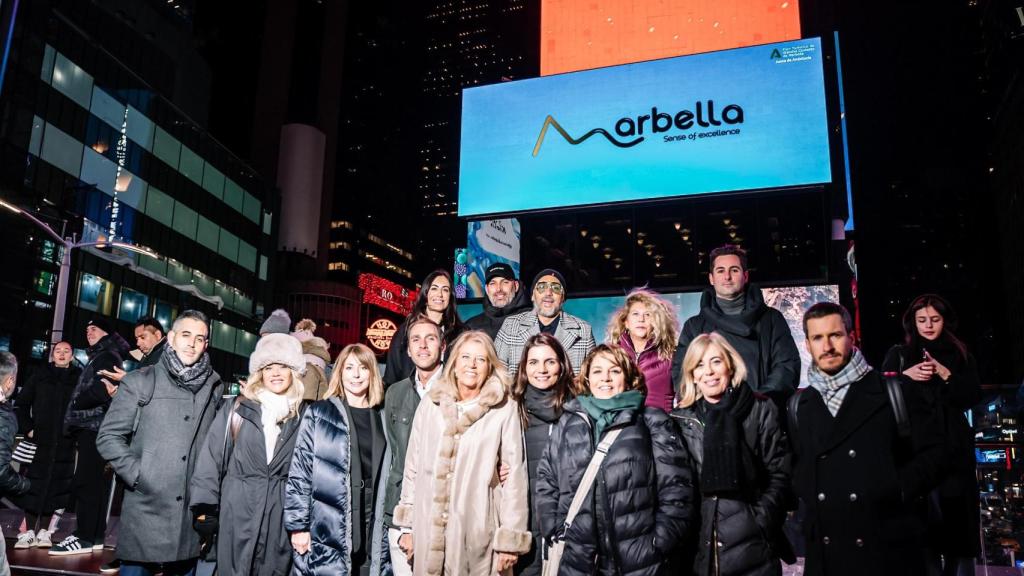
xmin=494 ymin=268 xmax=596 ymax=376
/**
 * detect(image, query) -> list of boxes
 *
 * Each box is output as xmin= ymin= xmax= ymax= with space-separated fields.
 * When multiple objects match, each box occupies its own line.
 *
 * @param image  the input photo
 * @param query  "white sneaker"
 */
xmin=36 ymin=528 xmax=52 ymax=548
xmin=14 ymin=530 xmax=36 ymax=549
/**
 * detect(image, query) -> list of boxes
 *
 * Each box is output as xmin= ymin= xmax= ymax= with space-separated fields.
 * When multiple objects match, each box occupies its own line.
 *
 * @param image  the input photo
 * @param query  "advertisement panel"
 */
xmin=457 ymin=219 xmax=522 ymax=299
xmin=459 ymin=38 xmax=831 ymax=217
xmin=541 ymin=0 xmax=802 ymax=76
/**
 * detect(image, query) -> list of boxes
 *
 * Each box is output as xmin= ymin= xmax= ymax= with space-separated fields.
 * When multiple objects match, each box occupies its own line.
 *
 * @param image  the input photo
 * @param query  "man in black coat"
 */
xmin=790 ymin=303 xmax=946 ymax=576
xmin=383 ymin=315 xmax=444 ymax=576
xmin=53 ymin=318 xmax=130 ymax=555
xmin=464 ymin=263 xmax=531 ymax=340
xmin=670 ymin=245 xmax=800 ymax=406
xmin=97 ymin=310 xmax=224 ymax=575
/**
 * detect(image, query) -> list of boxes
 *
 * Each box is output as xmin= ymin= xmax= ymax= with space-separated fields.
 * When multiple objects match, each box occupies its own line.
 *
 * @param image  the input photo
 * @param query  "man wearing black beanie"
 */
xmin=494 ymin=268 xmax=595 ymax=375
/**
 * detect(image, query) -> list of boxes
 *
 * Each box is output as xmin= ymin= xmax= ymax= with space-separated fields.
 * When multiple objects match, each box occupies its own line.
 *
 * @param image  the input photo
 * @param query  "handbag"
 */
xmin=542 ymin=428 xmax=622 ymax=576
xmin=12 ymin=437 xmax=36 ymax=465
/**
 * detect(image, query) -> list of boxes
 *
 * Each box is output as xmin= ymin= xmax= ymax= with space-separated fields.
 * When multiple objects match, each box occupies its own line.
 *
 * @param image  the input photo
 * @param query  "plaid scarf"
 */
xmin=161 ymin=347 xmax=213 ymax=394
xmin=807 ymin=348 xmax=872 ymax=417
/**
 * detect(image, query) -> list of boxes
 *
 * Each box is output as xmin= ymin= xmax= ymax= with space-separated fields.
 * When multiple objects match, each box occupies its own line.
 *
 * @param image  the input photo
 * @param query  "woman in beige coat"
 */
xmin=393 ymin=330 xmax=531 ymax=576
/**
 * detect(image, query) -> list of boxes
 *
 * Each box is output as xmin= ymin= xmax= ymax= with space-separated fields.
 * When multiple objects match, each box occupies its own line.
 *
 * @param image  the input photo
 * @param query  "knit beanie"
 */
xmin=260 ymin=309 xmax=292 ymax=335
xmin=531 ymin=268 xmax=567 ymax=293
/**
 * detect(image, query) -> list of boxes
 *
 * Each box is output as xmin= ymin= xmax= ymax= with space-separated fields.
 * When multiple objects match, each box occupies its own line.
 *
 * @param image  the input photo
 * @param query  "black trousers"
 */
xmin=71 ymin=430 xmax=110 ymax=543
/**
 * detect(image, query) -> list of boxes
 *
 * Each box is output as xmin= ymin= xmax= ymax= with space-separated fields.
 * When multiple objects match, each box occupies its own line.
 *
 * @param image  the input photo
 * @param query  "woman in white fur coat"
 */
xmin=393 ymin=331 xmax=531 ymax=576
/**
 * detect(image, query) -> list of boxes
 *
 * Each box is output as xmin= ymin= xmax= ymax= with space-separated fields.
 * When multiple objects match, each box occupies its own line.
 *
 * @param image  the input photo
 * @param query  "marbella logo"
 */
xmin=532 ymin=100 xmax=744 ymax=156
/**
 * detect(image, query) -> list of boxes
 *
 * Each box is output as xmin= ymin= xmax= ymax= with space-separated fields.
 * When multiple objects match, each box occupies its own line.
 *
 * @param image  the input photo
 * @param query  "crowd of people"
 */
xmin=0 ymin=245 xmax=982 ymax=576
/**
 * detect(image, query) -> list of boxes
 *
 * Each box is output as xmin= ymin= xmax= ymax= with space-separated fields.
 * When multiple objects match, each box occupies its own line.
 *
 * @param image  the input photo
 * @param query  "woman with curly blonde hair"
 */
xmin=606 ymin=288 xmax=680 ymax=411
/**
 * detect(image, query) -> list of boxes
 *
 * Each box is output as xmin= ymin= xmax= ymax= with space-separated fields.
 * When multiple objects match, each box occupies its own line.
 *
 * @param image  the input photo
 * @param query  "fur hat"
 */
xmin=260 ymin=309 xmax=292 ymax=336
xmin=249 ymin=333 xmax=305 ymax=375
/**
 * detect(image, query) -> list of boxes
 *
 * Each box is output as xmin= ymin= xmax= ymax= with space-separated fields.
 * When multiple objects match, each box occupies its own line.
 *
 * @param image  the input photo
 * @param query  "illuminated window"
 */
xmin=329 ymin=262 xmax=351 ymax=272
xmin=77 ymin=273 xmax=114 ymax=315
xmin=331 ymin=220 xmax=354 ymax=230
xmin=330 ymin=241 xmax=352 ymax=251
xmin=117 ymin=288 xmax=151 ymax=323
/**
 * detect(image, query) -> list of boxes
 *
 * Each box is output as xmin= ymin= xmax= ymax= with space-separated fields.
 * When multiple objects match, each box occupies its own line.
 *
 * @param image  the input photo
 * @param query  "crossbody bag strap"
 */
xmin=562 ymin=428 xmax=622 ymax=529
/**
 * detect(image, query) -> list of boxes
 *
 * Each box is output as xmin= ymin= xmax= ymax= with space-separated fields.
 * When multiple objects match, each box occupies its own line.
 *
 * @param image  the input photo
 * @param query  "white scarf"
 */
xmin=256 ymin=390 xmax=292 ymax=464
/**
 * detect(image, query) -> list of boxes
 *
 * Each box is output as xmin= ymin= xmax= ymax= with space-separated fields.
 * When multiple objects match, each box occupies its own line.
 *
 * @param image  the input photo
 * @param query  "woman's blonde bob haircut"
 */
xmin=678 ymin=332 xmax=747 ymax=408
xmin=243 ymin=366 xmax=304 ymax=420
xmin=438 ymin=330 xmax=510 ymax=400
xmin=606 ymin=288 xmax=680 ymax=361
xmin=325 ymin=343 xmax=385 ymax=408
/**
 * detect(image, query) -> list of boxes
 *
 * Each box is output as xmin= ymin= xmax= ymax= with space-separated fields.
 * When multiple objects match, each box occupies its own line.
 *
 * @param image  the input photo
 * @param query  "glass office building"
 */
xmin=0 ymin=1 xmax=275 ymax=377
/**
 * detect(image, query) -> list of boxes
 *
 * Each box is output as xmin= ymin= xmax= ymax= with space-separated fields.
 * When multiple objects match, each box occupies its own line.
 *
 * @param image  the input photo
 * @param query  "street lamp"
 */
xmin=1 ymin=199 xmax=156 ymax=345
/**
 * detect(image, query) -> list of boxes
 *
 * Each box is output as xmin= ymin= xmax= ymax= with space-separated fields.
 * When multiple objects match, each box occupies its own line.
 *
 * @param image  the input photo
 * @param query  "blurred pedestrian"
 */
xmin=54 ymin=318 xmax=129 ymax=555
xmin=0 ymin=351 xmax=32 ymax=575
xmin=291 ymin=318 xmax=332 ymax=402
xmin=606 ymin=288 xmax=679 ymax=411
xmin=14 ymin=341 xmax=79 ymax=550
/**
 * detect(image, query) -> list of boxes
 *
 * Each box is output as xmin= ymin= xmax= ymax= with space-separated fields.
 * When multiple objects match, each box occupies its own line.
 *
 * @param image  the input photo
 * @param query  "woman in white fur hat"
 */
xmin=190 ymin=333 xmax=307 ymax=576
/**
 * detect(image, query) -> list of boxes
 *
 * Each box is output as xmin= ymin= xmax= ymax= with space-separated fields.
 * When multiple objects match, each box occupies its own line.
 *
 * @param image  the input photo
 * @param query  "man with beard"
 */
xmin=789 ymin=302 xmax=945 ymax=576
xmin=495 ymin=268 xmax=595 ymax=375
xmin=464 ymin=263 xmax=531 ymax=340
xmin=670 ymin=245 xmax=800 ymax=406
xmin=96 ymin=310 xmax=224 ymax=575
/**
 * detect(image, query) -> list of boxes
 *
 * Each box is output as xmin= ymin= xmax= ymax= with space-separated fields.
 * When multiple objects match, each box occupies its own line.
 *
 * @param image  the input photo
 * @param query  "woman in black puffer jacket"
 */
xmin=536 ymin=344 xmax=694 ymax=576
xmin=670 ymin=332 xmax=793 ymax=576
xmin=510 ymin=333 xmax=578 ymax=576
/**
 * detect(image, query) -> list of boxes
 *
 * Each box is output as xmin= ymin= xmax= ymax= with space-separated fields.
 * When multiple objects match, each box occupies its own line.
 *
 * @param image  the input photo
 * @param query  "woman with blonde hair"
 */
xmin=393 ymin=330 xmax=531 ymax=575
xmin=536 ymin=343 xmax=692 ymax=576
xmin=286 ymin=343 xmax=390 ymax=576
xmin=606 ymin=288 xmax=679 ymax=412
xmin=670 ymin=332 xmax=792 ymax=576
xmin=190 ymin=333 xmax=307 ymax=575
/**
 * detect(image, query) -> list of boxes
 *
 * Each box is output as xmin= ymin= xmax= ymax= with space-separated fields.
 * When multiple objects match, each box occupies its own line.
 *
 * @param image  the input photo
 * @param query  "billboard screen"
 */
xmin=541 ymin=0 xmax=802 ymax=76
xmin=459 ymin=38 xmax=831 ymax=218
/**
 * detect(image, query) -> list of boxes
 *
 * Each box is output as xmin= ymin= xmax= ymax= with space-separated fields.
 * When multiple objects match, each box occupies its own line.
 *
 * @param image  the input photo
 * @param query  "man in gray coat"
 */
xmin=495 ymin=268 xmax=596 ymax=375
xmin=97 ymin=310 xmax=224 ymax=575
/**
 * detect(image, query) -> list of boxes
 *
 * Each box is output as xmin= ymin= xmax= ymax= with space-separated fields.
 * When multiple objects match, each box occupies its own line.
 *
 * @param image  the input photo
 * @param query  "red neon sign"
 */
xmin=358 ymin=273 xmax=418 ymax=316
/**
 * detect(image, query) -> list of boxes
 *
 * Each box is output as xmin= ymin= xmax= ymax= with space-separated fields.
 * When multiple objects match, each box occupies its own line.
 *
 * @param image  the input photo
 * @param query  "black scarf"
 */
xmin=523 ymin=384 xmax=560 ymax=423
xmin=701 ymin=383 xmax=757 ymax=495
xmin=161 ymin=347 xmax=213 ymax=394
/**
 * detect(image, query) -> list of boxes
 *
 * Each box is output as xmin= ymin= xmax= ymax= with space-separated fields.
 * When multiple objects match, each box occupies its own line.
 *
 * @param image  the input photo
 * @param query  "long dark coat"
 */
xmin=671 ymin=393 xmax=793 ymax=576
xmin=190 ymin=398 xmax=303 ymax=576
xmin=670 ymin=286 xmax=800 ymax=405
xmin=16 ymin=362 xmax=80 ymax=514
xmin=516 ymin=388 xmax=563 ymax=576
xmin=790 ymin=370 xmax=946 ymax=576
xmin=96 ymin=361 xmax=223 ymax=562
xmin=882 ymin=344 xmax=981 ymax=557
xmin=285 ymin=398 xmax=390 ymax=576
xmin=536 ymin=398 xmax=694 ymax=576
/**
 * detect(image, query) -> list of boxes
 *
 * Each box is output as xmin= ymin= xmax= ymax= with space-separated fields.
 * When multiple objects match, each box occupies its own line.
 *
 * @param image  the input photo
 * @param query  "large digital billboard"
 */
xmin=541 ymin=0 xmax=802 ymax=76
xmin=459 ymin=38 xmax=831 ymax=218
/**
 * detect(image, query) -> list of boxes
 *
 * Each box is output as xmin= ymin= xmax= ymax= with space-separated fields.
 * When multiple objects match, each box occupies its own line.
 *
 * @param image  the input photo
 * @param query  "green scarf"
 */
xmin=577 ymin=390 xmax=645 ymax=441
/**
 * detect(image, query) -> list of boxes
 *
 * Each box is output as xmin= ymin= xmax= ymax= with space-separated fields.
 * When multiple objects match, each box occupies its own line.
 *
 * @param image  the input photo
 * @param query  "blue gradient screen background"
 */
xmin=458 ymin=38 xmax=832 ymax=217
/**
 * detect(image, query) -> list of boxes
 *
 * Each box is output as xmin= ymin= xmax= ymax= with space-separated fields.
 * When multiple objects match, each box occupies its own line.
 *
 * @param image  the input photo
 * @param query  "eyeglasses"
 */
xmin=534 ymin=282 xmax=564 ymax=295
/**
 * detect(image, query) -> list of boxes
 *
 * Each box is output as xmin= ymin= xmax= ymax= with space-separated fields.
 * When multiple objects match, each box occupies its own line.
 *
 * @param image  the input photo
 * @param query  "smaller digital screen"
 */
xmin=977 ymin=448 xmax=1008 ymax=464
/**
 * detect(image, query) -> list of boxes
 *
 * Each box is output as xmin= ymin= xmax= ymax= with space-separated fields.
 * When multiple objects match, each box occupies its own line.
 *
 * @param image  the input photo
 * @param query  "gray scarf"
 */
xmin=161 ymin=347 xmax=213 ymax=394
xmin=807 ymin=348 xmax=872 ymax=417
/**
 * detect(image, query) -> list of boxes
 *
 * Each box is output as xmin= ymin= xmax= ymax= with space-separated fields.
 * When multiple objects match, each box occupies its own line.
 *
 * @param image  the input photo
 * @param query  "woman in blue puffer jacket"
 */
xmin=285 ymin=343 xmax=390 ymax=576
